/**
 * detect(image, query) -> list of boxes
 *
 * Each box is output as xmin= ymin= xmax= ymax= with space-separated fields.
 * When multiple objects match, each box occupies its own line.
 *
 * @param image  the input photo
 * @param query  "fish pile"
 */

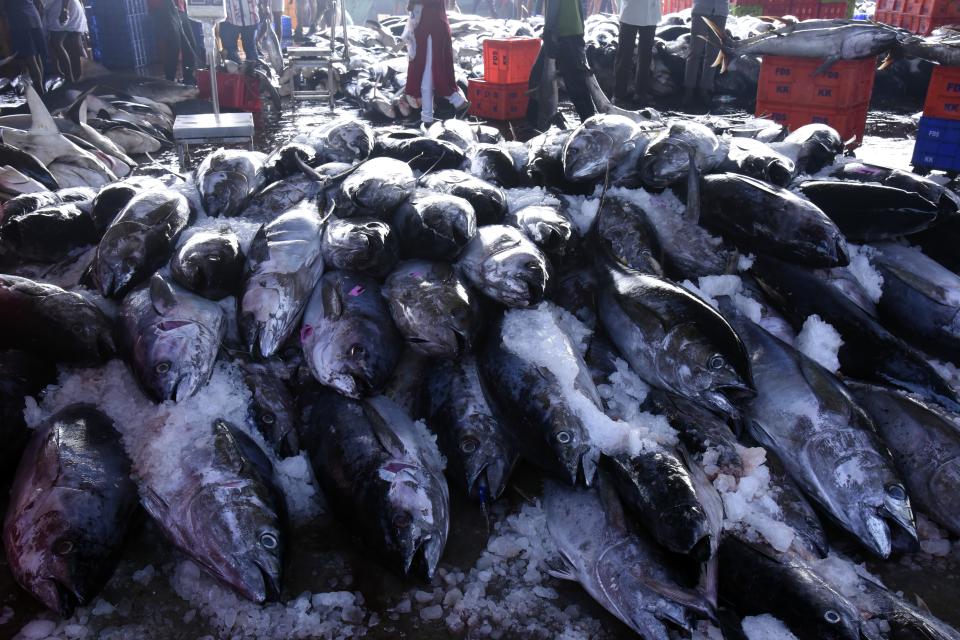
xmin=4 ymin=75 xmax=960 ymax=640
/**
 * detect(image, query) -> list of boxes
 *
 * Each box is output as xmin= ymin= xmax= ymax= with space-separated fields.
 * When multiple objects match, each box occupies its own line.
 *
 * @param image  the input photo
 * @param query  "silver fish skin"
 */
xmin=3 ymin=405 xmax=137 ymax=617
xmin=118 ymin=274 xmax=225 ymax=402
xmin=718 ymin=298 xmax=917 ymax=558
xmin=94 ymin=188 xmax=191 ymax=298
xmin=196 ymin=148 xmax=267 ymax=218
xmin=544 ymin=478 xmax=715 ymax=640
xmin=457 ymin=225 xmax=550 ymax=308
xmin=240 ymin=203 xmax=325 ymax=358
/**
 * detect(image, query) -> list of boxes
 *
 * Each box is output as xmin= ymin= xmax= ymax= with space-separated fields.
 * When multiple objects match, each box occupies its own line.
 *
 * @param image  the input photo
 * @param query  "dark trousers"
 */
xmin=554 ymin=34 xmax=596 ymax=122
xmin=613 ymin=22 xmax=655 ymax=101
xmin=220 ymin=21 xmax=260 ymax=63
xmin=684 ymin=13 xmax=726 ymax=92
xmin=153 ymin=7 xmax=197 ymax=81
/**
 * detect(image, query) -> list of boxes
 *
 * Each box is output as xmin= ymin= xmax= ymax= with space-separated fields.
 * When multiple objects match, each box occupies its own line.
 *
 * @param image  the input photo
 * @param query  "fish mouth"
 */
xmin=701 ymin=388 xmax=751 ymax=419
xmin=570 ymin=446 xmax=600 ymax=487
xmin=402 ymin=534 xmax=444 ymax=580
xmin=231 ymin=557 xmax=281 ymax=603
xmin=467 ymin=458 xmax=512 ymax=502
xmin=39 ymin=578 xmax=82 ymax=617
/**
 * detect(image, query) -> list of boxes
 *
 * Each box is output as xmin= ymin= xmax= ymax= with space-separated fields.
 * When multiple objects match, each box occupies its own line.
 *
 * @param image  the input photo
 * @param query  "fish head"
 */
xmin=451 ymin=415 xmax=516 ymax=501
xmin=518 ymin=210 xmax=573 ymax=255
xmin=187 ymin=480 xmax=284 ymax=602
xmin=378 ymin=463 xmax=449 ymax=579
xmin=202 ymin=169 xmax=250 ymax=217
xmin=657 ymin=503 xmax=712 ymax=558
xmin=245 ymin=372 xmax=299 ymax=458
xmin=172 ymin=232 xmax=243 ymax=297
xmin=659 ymin=323 xmax=754 ymax=414
xmin=479 ymin=242 xmax=550 ymax=308
xmin=303 ymin=316 xmax=399 ymax=399
xmin=337 ymin=219 xmax=395 ymax=267
xmin=134 ymin=318 xmax=217 ymax=402
xmin=548 ymin=411 xmax=599 ymax=486
xmin=7 ymin=498 xmax=110 ymax=616
xmin=807 ymin=433 xmax=916 ymax=558
xmin=563 ymin=129 xmax=615 ymax=182
xmin=95 ymin=223 xmax=151 ymax=298
xmin=44 ymin=293 xmax=115 ymax=359
xmin=240 ymin=274 xmax=299 ymax=358
xmin=639 ymin=139 xmax=688 ymax=187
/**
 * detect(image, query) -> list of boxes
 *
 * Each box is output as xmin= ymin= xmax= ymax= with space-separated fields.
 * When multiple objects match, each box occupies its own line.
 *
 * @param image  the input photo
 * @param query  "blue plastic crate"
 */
xmin=94 ymin=13 xmax=156 ymax=69
xmin=282 ymin=14 xmax=292 ymax=42
xmin=912 ymin=116 xmax=960 ymax=172
xmin=90 ymin=0 xmax=147 ymax=17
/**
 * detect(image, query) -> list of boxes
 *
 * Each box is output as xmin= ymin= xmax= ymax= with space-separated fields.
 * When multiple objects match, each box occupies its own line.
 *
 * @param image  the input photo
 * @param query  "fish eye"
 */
xmin=708 ymin=354 xmax=726 ymax=370
xmin=259 ymin=532 xmax=279 ymax=550
xmin=261 ymin=412 xmax=276 ymax=425
xmin=886 ymin=484 xmax=907 ymax=501
xmin=556 ymin=431 xmax=572 ymax=444
xmin=155 ymin=361 xmax=171 ymax=374
xmin=393 ymin=513 xmax=412 ymax=529
xmin=54 ymin=539 xmax=75 ymax=556
xmin=460 ymin=437 xmax=479 ymax=454
xmin=348 ymin=343 xmax=365 ymax=358
xmin=824 ymin=610 xmax=841 ymax=624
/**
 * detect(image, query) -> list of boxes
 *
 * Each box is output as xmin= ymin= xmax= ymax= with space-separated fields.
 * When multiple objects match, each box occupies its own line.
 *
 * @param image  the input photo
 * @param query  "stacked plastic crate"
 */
xmin=755 ymin=55 xmax=877 ymax=147
xmin=912 ymin=66 xmax=960 ymax=173
xmin=89 ymin=0 xmax=156 ymax=71
xmin=467 ymin=38 xmax=541 ymax=121
xmin=874 ymin=0 xmax=960 ymax=34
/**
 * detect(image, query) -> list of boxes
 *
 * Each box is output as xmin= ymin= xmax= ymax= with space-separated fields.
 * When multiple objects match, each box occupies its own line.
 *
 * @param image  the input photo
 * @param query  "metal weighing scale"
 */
xmin=173 ymin=0 xmax=255 ymax=167
xmin=288 ymin=0 xmax=349 ymax=107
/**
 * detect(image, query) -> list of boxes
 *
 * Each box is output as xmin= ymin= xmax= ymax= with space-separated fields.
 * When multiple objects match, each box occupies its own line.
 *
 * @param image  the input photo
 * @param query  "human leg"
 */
xmin=240 ymin=24 xmax=260 ymax=62
xmin=698 ymin=14 xmax=725 ymax=95
xmin=555 ymin=35 xmax=596 ymax=122
xmin=48 ymin=31 xmax=69 ymax=79
xmin=634 ymin=24 xmax=655 ymax=101
xmin=421 ymin=35 xmax=434 ymax=123
xmin=219 ymin=21 xmax=241 ymax=63
xmin=64 ymin=32 xmax=84 ymax=81
xmin=613 ymin=21 xmax=638 ymax=103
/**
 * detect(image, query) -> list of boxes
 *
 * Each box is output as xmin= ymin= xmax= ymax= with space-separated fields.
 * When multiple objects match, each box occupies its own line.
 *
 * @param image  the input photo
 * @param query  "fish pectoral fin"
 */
xmin=811 ymin=56 xmax=839 ymax=77
xmin=149 ymin=273 xmax=180 ymax=315
xmin=635 ymin=573 xmax=715 ymax=619
xmin=140 ymin=485 xmax=170 ymax=521
xmin=546 ymin=566 xmax=577 ymax=581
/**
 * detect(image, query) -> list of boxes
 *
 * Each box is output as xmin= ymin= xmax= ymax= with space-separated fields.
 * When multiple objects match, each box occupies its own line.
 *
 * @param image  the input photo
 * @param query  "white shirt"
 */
xmin=620 ymin=0 xmax=661 ymax=26
xmin=226 ymin=0 xmax=260 ymax=26
xmin=43 ymin=0 xmax=88 ymax=33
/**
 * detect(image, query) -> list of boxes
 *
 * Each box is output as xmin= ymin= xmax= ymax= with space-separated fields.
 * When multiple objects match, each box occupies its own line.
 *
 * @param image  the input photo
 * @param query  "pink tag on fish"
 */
xmin=348 ymin=285 xmax=365 ymax=297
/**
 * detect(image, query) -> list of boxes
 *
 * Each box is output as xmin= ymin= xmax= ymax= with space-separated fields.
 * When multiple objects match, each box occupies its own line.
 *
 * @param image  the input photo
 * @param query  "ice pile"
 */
xmin=741 ymin=614 xmax=799 ymax=640
xmin=502 ymin=302 xmax=677 ymax=455
xmin=170 ymin=560 xmax=370 ymax=640
xmin=441 ymin=501 xmax=609 ymax=640
xmin=796 ymin=315 xmax=843 ymax=373
xmin=709 ymin=446 xmax=797 ymax=554
xmin=846 ymin=244 xmax=884 ymax=303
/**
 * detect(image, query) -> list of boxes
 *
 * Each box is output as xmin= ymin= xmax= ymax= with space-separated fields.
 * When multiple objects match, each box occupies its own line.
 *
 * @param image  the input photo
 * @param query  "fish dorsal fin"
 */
xmin=596 ymin=467 xmax=630 ymax=534
xmin=64 ymin=86 xmax=99 ymax=125
xmin=364 ymin=399 xmax=408 ymax=459
xmin=149 ymin=274 xmax=179 ymax=316
xmin=27 ymin=86 xmax=58 ymax=135
xmin=321 ymin=278 xmax=343 ymax=320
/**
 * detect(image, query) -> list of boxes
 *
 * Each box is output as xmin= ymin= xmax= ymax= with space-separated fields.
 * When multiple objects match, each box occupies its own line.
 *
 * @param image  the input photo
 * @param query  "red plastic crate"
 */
xmin=757 ymin=55 xmax=876 ymax=110
xmin=760 ymin=0 xmax=792 ymax=14
xmin=918 ymin=14 xmax=960 ymax=32
xmin=923 ymin=65 xmax=960 ymax=119
xmin=756 ymin=101 xmax=869 ymax=147
xmin=197 ymin=70 xmax=262 ymax=112
xmin=467 ymin=79 xmax=529 ymax=120
xmin=661 ymin=0 xmax=693 ymax=11
xmin=908 ymin=0 xmax=960 ymax=17
xmin=482 ymin=38 xmax=541 ymax=85
xmin=817 ymin=2 xmax=849 ymax=17
xmin=876 ymin=0 xmax=907 ymax=10
xmin=874 ymin=8 xmax=899 ymax=23
xmin=790 ymin=0 xmax=820 ymax=18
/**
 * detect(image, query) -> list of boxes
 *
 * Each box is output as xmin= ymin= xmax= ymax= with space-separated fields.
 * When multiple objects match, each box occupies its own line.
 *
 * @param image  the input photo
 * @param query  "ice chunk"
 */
xmin=847 ymin=244 xmax=884 ymax=303
xmin=420 ymin=605 xmax=444 ymax=621
xmin=742 ymin=614 xmax=799 ymax=640
xmin=17 ymin=620 xmax=58 ymax=638
xmin=796 ymin=315 xmax=843 ymax=373
xmin=131 ymin=565 xmax=155 ymax=585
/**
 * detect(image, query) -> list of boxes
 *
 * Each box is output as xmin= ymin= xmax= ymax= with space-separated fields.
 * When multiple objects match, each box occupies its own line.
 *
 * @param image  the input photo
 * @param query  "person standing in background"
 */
xmin=541 ymin=0 xmax=595 ymax=122
xmin=44 ymin=0 xmax=86 ymax=82
xmin=2 ymin=0 xmax=47 ymax=94
xmin=220 ymin=0 xmax=261 ymax=64
xmin=403 ymin=0 xmax=469 ymax=125
xmin=612 ymin=0 xmax=659 ymax=107
xmin=149 ymin=0 xmax=197 ymax=84
xmin=270 ymin=0 xmax=284 ymax=41
xmin=683 ymin=0 xmax=728 ymax=106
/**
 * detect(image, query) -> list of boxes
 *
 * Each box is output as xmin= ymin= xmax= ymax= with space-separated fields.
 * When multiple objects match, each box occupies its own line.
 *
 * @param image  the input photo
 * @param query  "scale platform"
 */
xmin=173 ymin=112 xmax=255 ymax=167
